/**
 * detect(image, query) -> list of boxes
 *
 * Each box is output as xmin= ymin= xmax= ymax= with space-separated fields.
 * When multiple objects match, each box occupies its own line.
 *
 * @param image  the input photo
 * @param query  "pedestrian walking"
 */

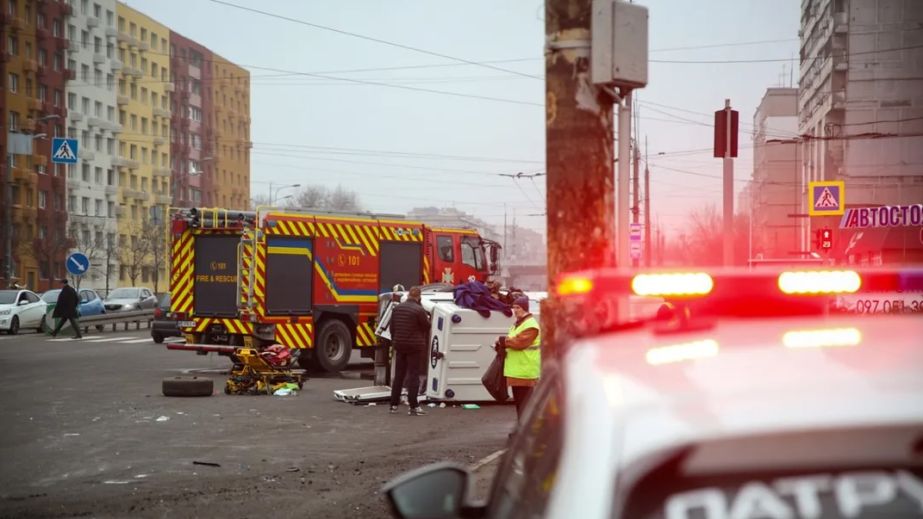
xmin=499 ymin=295 xmax=541 ymax=419
xmin=389 ymin=286 xmax=431 ymax=416
xmin=50 ymin=279 xmax=82 ymax=339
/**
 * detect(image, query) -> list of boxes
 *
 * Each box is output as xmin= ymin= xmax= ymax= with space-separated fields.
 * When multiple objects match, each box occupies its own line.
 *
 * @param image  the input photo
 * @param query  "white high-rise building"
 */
xmin=65 ymin=0 xmax=121 ymax=293
xmin=798 ymin=0 xmax=923 ymax=251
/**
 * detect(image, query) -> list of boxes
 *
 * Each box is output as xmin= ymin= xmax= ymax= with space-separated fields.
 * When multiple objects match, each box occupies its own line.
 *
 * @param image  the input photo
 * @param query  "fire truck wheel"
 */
xmin=315 ymin=320 xmax=352 ymax=373
xmin=162 ymin=376 xmax=214 ymax=397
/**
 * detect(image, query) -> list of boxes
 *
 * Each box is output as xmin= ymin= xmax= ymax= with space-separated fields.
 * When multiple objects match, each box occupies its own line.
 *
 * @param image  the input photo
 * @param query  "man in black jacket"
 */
xmin=50 ymin=279 xmax=82 ymax=339
xmin=389 ymin=286 xmax=430 ymax=416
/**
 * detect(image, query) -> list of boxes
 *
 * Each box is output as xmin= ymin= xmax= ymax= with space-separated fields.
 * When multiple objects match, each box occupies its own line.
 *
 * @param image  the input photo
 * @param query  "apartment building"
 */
xmin=2 ymin=0 xmax=250 ymax=293
xmin=64 ymin=0 xmax=120 ymax=293
xmin=1 ymin=0 xmax=70 ymax=292
xmin=114 ymin=2 xmax=171 ymax=290
xmin=751 ymin=87 xmax=800 ymax=259
xmin=798 ymin=0 xmax=923 ymax=250
xmin=210 ymin=53 xmax=249 ymax=210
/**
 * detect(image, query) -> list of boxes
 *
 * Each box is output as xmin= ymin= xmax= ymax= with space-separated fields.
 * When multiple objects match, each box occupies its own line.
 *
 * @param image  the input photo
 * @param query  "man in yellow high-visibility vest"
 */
xmin=501 ymin=295 xmax=541 ymax=419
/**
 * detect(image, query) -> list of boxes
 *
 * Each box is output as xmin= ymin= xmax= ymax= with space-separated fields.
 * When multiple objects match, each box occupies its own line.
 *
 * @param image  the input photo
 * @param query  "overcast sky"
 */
xmin=125 ymin=0 xmax=801 ymax=238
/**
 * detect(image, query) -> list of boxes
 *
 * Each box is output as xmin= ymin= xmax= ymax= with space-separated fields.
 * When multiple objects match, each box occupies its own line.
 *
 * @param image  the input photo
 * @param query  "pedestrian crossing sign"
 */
xmin=808 ymin=180 xmax=845 ymax=216
xmin=51 ymin=138 xmax=79 ymax=164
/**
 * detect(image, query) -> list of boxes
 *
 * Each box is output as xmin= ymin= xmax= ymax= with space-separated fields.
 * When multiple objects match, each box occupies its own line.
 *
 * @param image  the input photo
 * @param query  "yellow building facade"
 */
xmin=114 ymin=3 xmax=170 ymax=289
xmin=210 ymin=54 xmax=250 ymax=210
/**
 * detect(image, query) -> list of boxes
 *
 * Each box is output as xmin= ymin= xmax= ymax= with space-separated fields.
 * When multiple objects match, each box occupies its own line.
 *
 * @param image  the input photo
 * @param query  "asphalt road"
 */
xmin=0 ymin=329 xmax=512 ymax=518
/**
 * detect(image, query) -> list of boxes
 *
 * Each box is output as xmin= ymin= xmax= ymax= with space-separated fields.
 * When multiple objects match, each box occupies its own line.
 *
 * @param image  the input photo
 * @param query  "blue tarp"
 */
xmin=453 ymin=281 xmax=512 ymax=318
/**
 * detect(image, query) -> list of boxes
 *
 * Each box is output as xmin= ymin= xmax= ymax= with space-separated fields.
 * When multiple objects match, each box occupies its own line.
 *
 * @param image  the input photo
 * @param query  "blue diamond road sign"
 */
xmin=66 ymin=252 xmax=90 ymax=276
xmin=51 ymin=138 xmax=79 ymax=164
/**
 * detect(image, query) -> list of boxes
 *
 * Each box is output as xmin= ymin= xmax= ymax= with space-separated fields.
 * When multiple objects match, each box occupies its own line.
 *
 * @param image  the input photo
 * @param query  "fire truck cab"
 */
xmin=169 ymin=207 xmax=499 ymax=373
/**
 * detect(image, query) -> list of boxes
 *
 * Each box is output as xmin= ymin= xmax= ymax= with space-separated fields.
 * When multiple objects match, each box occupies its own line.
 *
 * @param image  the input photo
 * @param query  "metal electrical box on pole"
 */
xmin=590 ymin=0 xmax=649 ymax=270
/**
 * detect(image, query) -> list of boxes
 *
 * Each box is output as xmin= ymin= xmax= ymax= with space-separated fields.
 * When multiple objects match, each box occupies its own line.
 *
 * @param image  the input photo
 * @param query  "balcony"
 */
xmin=156 ymin=194 xmax=172 ymax=205
xmin=54 ymin=36 xmax=69 ymax=51
xmin=65 ymin=68 xmax=76 ymax=80
xmin=115 ymin=206 xmax=125 ymax=216
xmin=153 ymin=136 xmax=166 ymax=146
xmin=153 ymin=167 xmax=171 ymax=177
xmin=117 ymin=31 xmax=130 ymax=44
xmin=23 ymin=59 xmax=38 ymax=72
xmin=105 ymin=185 xmax=118 ymax=196
xmin=9 ymin=16 xmax=25 ymax=32
xmin=36 ymin=27 xmax=51 ymax=40
xmin=111 ymin=157 xmax=139 ymax=169
xmin=86 ymin=17 xmax=99 ymax=28
xmin=138 ymin=40 xmax=150 ymax=52
xmin=164 ymin=83 xmax=175 ymax=92
xmin=104 ymin=122 xmax=123 ymax=133
xmin=68 ymin=39 xmax=81 ymax=52
xmin=125 ymin=67 xmax=143 ymax=79
xmin=110 ymin=60 xmax=122 ymax=71
xmin=61 ymin=3 xmax=73 ymax=15
xmin=93 ymin=53 xmax=106 ymax=64
xmin=87 ymin=117 xmax=107 ymax=127
xmin=105 ymin=27 xmax=118 ymax=38
xmin=78 ymin=149 xmax=95 ymax=161
xmin=834 ymin=12 xmax=849 ymax=34
xmin=833 ymin=89 xmax=847 ymax=111
xmin=69 ymin=111 xmax=83 ymax=122
xmin=153 ymin=107 xmax=171 ymax=118
xmin=67 ymin=177 xmax=83 ymax=189
xmin=12 ymin=167 xmax=34 ymax=184
xmin=29 ymin=98 xmax=44 ymax=111
xmin=116 ymin=95 xmax=129 ymax=105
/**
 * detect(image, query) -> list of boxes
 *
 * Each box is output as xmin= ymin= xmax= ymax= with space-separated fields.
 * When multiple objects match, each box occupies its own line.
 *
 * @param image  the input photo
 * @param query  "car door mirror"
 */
xmin=18 ymin=300 xmax=29 ymax=306
xmin=383 ymin=463 xmax=472 ymax=519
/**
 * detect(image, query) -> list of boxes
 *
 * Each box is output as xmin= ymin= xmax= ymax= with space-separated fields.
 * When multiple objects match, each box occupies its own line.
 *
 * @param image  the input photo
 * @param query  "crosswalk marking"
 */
xmin=49 ymin=335 xmax=103 ymax=342
xmin=86 ymin=337 xmax=136 ymax=343
xmin=122 ymin=338 xmax=154 ymax=344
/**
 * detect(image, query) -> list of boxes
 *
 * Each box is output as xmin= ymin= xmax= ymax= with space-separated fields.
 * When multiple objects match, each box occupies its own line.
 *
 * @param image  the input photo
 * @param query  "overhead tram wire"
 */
xmin=206 ymin=0 xmax=542 ymax=80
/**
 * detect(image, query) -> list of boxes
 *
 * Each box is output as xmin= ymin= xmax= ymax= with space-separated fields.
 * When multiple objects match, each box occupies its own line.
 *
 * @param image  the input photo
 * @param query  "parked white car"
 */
xmin=0 ymin=289 xmax=48 ymax=335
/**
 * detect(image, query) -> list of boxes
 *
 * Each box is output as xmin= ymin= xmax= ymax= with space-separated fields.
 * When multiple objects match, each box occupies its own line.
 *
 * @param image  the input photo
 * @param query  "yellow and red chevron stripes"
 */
xmin=193 ymin=318 xmax=254 ymax=335
xmin=171 ymin=230 xmax=194 ymax=315
xmin=379 ymin=225 xmax=423 ymax=242
xmin=423 ymin=255 xmax=431 ymax=284
xmin=316 ymin=221 xmax=380 ymax=256
xmin=355 ymin=321 xmax=378 ymax=347
xmin=274 ymin=322 xmax=314 ymax=348
xmin=266 ymin=218 xmax=317 ymax=237
xmin=239 ymin=238 xmax=252 ymax=306
xmin=254 ymin=240 xmax=267 ymax=318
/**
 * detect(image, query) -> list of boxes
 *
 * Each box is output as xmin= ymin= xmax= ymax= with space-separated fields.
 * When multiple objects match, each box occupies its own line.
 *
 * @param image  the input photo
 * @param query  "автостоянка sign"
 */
xmin=839 ymin=204 xmax=923 ymax=229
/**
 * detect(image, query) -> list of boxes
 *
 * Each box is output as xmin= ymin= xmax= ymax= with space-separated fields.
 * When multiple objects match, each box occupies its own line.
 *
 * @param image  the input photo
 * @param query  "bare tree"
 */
xmin=282 ymin=184 xmax=363 ymax=212
xmin=118 ymin=222 xmax=153 ymax=287
xmin=249 ymin=193 xmax=270 ymax=210
xmin=670 ymin=204 xmax=749 ymax=266
xmin=33 ymin=218 xmax=73 ymax=288
xmin=285 ymin=185 xmax=329 ymax=209
xmin=141 ymin=219 xmax=169 ymax=294
xmin=66 ymin=222 xmax=105 ymax=289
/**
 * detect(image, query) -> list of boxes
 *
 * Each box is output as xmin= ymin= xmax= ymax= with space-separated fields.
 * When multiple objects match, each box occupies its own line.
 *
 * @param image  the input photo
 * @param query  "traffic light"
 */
xmin=816 ymin=228 xmax=833 ymax=250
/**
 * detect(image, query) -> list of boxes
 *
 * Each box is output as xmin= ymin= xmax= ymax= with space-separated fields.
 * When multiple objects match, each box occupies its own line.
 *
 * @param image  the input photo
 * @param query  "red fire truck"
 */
xmin=169 ymin=207 xmax=499 ymax=372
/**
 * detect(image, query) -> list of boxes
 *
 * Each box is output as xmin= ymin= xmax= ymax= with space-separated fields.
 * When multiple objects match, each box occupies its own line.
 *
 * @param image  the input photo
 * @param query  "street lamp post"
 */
xmin=269 ymin=183 xmax=300 ymax=206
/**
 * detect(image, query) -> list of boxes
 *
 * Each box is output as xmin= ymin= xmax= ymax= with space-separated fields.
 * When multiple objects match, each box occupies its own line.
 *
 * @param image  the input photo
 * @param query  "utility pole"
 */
xmin=632 ymin=135 xmax=640 ymax=268
xmin=644 ymin=136 xmax=651 ymax=267
xmin=2 ymin=144 xmax=11 ymax=288
xmin=544 ymin=0 xmax=615 ymax=360
xmin=715 ymin=99 xmax=738 ymax=266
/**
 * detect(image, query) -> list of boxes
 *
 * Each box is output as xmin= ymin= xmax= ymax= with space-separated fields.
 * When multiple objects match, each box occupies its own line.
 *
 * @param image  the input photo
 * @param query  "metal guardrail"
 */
xmin=74 ymin=309 xmax=155 ymax=333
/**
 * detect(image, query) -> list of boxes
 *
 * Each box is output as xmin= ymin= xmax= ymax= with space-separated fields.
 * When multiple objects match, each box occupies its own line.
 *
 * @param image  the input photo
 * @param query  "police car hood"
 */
xmin=564 ymin=315 xmax=923 ymax=473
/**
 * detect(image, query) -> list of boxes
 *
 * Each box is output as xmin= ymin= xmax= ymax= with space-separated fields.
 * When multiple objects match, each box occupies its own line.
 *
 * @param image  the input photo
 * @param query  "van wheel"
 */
xmin=314 ymin=320 xmax=352 ymax=373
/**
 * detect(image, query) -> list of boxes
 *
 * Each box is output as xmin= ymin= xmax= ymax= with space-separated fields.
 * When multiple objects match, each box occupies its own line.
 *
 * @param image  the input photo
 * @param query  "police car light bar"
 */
xmin=778 ymin=270 xmax=862 ymax=295
xmin=555 ymin=268 xmax=923 ymax=300
xmin=632 ymin=273 xmax=714 ymax=297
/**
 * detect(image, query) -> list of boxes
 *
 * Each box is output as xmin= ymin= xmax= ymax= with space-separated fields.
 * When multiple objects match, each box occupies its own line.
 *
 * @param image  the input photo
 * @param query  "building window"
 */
xmin=38 ymin=191 xmax=47 ymax=209
xmin=94 ymin=36 xmax=101 ymax=54
xmin=93 ymin=3 xmax=100 ymax=18
xmin=67 ymin=92 xmax=76 ymax=109
xmin=53 ymin=19 xmax=62 ymax=37
xmin=94 ymin=167 xmax=102 ymax=184
xmin=53 ymin=52 xmax=62 ymax=71
xmin=54 ymin=89 xmax=62 ymax=106
xmin=6 ymin=36 xmax=16 ymax=56
xmin=37 ymin=84 xmax=47 ymax=101
xmin=82 ymin=163 xmax=90 ymax=182
xmin=81 ymin=96 xmax=89 ymax=113
xmin=81 ymin=197 xmax=89 ymax=215
xmin=8 ymin=111 xmax=19 ymax=131
xmin=8 ymin=72 xmax=18 ymax=93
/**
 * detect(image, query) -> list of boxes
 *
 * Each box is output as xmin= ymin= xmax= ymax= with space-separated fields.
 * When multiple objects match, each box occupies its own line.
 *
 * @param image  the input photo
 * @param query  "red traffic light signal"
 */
xmin=817 ymin=228 xmax=833 ymax=250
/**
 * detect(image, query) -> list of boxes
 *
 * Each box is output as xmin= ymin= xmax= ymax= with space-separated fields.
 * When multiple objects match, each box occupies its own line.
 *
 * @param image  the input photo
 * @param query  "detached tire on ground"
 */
xmin=162 ymin=376 xmax=213 ymax=397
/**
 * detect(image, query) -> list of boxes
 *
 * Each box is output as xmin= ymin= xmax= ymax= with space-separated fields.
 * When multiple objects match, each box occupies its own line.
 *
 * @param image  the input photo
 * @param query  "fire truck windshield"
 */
xmin=461 ymin=237 xmax=487 ymax=272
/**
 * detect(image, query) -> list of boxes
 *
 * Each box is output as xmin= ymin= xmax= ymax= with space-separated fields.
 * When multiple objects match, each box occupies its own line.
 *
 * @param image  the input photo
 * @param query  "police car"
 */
xmin=383 ymin=268 xmax=923 ymax=519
